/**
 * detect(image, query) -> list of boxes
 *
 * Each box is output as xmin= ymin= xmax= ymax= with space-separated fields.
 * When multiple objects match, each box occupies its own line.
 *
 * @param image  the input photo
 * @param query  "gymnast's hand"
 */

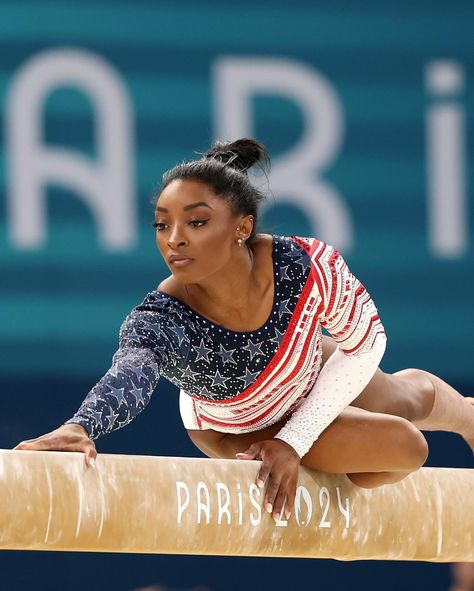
xmin=236 ymin=439 xmax=300 ymax=522
xmin=14 ymin=424 xmax=97 ymax=468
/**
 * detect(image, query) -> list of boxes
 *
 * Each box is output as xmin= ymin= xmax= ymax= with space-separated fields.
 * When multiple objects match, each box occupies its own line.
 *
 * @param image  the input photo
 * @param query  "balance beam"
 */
xmin=0 ymin=450 xmax=472 ymax=562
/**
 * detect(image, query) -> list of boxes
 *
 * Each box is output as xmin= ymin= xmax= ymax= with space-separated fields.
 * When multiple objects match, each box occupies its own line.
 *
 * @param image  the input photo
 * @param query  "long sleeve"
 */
xmin=64 ymin=308 xmax=164 ymax=440
xmin=275 ymin=241 xmax=387 ymax=457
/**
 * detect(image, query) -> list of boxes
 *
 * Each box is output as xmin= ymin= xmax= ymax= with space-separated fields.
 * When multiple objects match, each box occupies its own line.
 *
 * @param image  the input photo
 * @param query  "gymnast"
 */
xmin=16 ymin=138 xmax=474 ymax=523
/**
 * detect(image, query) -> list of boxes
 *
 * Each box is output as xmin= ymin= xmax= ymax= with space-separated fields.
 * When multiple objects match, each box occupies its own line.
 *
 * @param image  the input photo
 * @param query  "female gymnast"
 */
xmin=16 ymin=138 xmax=474 ymax=523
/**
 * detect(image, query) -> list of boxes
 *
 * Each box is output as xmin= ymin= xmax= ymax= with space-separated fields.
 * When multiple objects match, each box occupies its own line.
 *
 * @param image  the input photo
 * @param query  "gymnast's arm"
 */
xmin=14 ymin=308 xmax=163 ymax=466
xmin=229 ymin=243 xmax=387 ymax=520
xmin=274 ymin=242 xmax=387 ymax=457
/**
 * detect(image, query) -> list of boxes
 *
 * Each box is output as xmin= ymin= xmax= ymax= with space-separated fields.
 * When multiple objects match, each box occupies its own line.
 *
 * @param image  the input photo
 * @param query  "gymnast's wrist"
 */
xmin=274 ymin=434 xmax=304 ymax=459
xmin=61 ymin=421 xmax=91 ymax=439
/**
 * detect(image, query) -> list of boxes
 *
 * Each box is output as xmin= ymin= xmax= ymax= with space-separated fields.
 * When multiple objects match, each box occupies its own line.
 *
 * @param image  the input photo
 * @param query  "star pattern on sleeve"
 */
xmin=64 ymin=305 xmax=165 ymax=439
xmin=123 ymin=364 xmax=151 ymax=387
xmin=173 ymin=324 xmax=189 ymax=348
xmin=103 ymin=406 xmax=120 ymax=429
xmin=126 ymin=327 xmax=143 ymax=343
xmin=128 ymin=385 xmax=144 ymax=405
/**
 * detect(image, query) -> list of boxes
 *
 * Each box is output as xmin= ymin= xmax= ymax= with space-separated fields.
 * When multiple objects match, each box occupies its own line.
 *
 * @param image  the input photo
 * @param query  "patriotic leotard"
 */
xmin=66 ymin=236 xmax=386 ymax=456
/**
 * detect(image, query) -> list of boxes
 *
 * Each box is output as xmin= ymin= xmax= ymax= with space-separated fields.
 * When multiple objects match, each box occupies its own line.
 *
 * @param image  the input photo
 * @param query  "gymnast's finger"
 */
xmin=84 ymin=444 xmax=98 ymax=468
xmin=17 ymin=433 xmax=68 ymax=451
xmin=264 ymin=474 xmax=281 ymax=515
xmin=235 ymin=442 xmax=262 ymax=461
xmin=255 ymin=457 xmax=272 ymax=489
xmin=14 ymin=436 xmax=52 ymax=451
xmin=272 ymin=484 xmax=288 ymax=521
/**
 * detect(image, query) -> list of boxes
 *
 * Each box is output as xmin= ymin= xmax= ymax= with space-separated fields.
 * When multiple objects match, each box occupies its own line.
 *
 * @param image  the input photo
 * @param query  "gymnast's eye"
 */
xmin=152 ymin=221 xmax=168 ymax=231
xmin=189 ymin=220 xmax=207 ymax=228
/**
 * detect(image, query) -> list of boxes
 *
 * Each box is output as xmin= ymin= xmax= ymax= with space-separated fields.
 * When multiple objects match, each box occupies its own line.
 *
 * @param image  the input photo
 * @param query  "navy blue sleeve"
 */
xmin=64 ymin=306 xmax=166 ymax=440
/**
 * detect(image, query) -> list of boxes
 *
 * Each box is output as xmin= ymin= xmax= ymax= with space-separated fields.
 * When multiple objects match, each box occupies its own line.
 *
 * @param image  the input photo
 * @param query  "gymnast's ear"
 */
xmin=235 ymin=214 xmax=254 ymax=243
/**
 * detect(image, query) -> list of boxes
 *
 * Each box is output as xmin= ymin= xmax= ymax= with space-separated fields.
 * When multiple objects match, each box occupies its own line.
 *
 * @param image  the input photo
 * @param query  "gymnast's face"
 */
xmin=154 ymin=179 xmax=250 ymax=283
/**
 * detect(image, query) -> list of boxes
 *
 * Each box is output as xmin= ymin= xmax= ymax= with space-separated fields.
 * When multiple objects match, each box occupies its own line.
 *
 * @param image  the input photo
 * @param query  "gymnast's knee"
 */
xmin=396 ymin=419 xmax=429 ymax=471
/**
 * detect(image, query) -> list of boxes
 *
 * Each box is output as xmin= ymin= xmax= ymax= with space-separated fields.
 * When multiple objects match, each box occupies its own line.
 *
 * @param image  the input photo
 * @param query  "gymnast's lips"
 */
xmin=168 ymin=254 xmax=194 ymax=267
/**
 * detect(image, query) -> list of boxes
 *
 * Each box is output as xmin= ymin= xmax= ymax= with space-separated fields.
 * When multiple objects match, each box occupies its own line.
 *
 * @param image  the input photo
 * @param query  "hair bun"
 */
xmin=203 ymin=138 xmax=270 ymax=174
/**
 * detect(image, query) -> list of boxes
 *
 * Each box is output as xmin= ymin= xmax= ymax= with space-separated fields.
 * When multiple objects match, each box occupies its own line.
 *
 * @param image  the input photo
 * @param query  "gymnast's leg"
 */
xmin=188 ymin=408 xmax=428 ymax=489
xmin=320 ymin=336 xmax=474 ymax=452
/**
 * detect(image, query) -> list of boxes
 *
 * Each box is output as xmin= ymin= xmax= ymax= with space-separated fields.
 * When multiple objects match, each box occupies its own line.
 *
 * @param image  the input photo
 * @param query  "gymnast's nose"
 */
xmin=167 ymin=226 xmax=188 ymax=249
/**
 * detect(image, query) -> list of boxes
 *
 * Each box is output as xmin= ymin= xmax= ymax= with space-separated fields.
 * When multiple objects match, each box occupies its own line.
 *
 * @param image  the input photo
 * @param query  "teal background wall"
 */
xmin=0 ymin=1 xmax=473 ymax=590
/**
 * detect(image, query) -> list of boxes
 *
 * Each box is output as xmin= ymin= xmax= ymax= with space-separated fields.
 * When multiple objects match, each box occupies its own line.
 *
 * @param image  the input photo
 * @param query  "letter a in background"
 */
xmin=6 ymin=48 xmax=135 ymax=251
xmin=214 ymin=57 xmax=354 ymax=251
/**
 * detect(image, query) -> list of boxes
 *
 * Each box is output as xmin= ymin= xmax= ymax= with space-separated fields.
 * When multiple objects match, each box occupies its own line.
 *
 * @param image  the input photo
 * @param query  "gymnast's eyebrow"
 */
xmin=155 ymin=202 xmax=214 ymax=213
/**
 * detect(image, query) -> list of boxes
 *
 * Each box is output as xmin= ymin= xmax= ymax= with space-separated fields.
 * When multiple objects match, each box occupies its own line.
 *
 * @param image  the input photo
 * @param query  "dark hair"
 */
xmin=156 ymin=138 xmax=270 ymax=242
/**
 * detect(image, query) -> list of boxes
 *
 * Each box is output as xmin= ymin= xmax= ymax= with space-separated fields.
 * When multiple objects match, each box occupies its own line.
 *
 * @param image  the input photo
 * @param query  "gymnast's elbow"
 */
xmin=186 ymin=428 xmax=228 ymax=458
